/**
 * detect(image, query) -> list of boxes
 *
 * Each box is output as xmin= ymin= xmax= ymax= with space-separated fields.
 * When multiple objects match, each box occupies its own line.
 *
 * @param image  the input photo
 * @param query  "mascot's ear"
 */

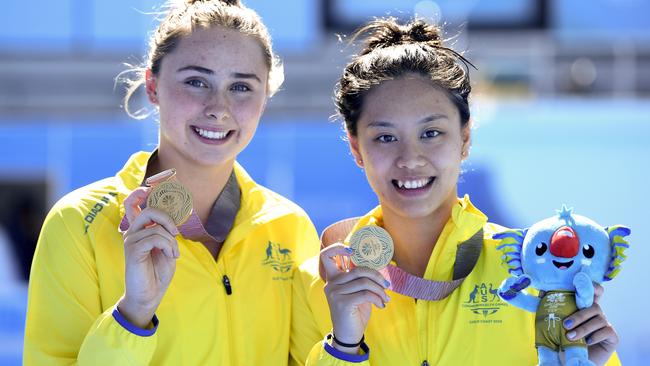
xmin=494 ymin=228 xmax=527 ymax=276
xmin=603 ymin=225 xmax=631 ymax=281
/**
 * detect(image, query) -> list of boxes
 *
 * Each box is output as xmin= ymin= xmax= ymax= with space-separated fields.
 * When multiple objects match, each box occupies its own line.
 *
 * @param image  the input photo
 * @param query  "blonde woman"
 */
xmin=24 ymin=1 xmax=319 ymax=364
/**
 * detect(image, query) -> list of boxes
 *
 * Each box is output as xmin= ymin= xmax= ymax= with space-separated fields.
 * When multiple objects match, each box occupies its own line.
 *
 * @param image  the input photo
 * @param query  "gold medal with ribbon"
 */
xmin=319 ymin=218 xmax=483 ymax=301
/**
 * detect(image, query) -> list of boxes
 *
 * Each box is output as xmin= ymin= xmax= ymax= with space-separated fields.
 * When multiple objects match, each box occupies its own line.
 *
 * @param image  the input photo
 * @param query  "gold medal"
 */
xmin=349 ymin=225 xmax=394 ymax=270
xmin=146 ymin=170 xmax=193 ymax=226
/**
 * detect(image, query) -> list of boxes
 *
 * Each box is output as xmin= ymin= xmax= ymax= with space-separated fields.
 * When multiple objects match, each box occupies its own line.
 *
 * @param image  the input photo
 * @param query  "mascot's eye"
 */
xmin=582 ymin=244 xmax=595 ymax=258
xmin=535 ymin=242 xmax=548 ymax=256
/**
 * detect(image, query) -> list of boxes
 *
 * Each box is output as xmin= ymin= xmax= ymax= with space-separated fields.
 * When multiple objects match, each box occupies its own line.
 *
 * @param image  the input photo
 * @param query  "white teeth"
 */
xmin=397 ymin=178 xmax=431 ymax=189
xmin=194 ymin=127 xmax=228 ymax=140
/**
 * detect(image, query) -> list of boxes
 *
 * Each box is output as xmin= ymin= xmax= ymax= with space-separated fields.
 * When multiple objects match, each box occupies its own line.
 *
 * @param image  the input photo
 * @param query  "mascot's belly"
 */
xmin=535 ymin=290 xmax=586 ymax=351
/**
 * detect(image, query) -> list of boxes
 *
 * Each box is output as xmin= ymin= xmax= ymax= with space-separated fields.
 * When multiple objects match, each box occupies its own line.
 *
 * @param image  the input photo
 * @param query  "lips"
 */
xmin=552 ymin=260 xmax=574 ymax=270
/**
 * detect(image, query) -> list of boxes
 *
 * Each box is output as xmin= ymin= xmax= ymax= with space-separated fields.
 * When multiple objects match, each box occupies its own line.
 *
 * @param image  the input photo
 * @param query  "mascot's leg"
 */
xmin=537 ymin=346 xmax=561 ymax=366
xmin=564 ymin=346 xmax=594 ymax=366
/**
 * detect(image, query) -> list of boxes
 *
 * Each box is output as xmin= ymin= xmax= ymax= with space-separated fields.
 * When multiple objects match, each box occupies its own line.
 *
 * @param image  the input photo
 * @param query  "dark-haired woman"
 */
xmin=290 ymin=18 xmax=620 ymax=366
xmin=24 ymin=1 xmax=319 ymax=364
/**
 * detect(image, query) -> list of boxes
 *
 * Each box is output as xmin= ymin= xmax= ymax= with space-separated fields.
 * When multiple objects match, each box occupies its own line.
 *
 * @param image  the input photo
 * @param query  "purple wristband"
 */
xmin=323 ymin=333 xmax=370 ymax=363
xmin=112 ymin=307 xmax=159 ymax=337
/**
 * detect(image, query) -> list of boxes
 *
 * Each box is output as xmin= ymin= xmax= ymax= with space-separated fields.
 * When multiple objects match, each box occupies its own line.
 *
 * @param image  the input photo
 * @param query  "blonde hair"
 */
xmin=120 ymin=0 xmax=284 ymax=119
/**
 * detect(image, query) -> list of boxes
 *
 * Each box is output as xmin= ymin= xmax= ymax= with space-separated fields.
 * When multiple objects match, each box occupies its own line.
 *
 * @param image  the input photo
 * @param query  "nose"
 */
xmin=396 ymin=143 xmax=426 ymax=170
xmin=204 ymin=91 xmax=230 ymax=121
xmin=549 ymin=226 xmax=579 ymax=258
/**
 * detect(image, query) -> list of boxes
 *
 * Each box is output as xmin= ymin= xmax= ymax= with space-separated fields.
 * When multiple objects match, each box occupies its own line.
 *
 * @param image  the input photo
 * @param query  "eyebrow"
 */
xmin=232 ymin=72 xmax=262 ymax=83
xmin=367 ymin=113 xmax=449 ymax=128
xmin=177 ymin=65 xmax=261 ymax=82
xmin=177 ymin=65 xmax=214 ymax=74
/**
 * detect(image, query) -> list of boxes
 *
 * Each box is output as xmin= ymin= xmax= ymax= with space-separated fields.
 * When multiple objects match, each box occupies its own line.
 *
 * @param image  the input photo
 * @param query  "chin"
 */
xmin=385 ymin=201 xmax=439 ymax=219
xmin=187 ymin=150 xmax=236 ymax=168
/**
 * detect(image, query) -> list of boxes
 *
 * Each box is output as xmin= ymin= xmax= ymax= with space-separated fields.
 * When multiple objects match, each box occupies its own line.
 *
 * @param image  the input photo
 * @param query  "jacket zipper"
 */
xmin=219 ymin=257 xmax=235 ymax=365
xmin=416 ymin=298 xmax=429 ymax=366
xmin=222 ymin=275 xmax=232 ymax=295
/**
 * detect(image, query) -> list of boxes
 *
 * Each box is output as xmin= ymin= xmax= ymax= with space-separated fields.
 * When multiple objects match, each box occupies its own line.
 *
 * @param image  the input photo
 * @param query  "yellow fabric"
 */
xmin=24 ymin=151 xmax=320 ymax=365
xmin=290 ymin=196 xmax=621 ymax=366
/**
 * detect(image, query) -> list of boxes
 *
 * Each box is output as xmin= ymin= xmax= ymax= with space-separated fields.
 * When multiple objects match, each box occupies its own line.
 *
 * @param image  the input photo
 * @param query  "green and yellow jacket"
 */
xmin=25 ymin=151 xmax=320 ymax=365
xmin=291 ymin=196 xmax=620 ymax=366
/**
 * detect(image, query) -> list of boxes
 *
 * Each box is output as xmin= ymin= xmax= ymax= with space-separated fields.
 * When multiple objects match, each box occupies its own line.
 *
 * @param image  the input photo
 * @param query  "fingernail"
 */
xmin=567 ymin=331 xmax=576 ymax=340
xmin=345 ymin=247 xmax=354 ymax=254
xmin=564 ymin=319 xmax=573 ymax=329
xmin=384 ymin=280 xmax=391 ymax=288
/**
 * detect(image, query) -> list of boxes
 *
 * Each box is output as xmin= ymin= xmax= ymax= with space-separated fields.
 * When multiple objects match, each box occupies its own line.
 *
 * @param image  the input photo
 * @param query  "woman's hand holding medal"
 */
xmin=320 ymin=226 xmax=394 ymax=353
xmin=117 ymin=169 xmax=191 ymax=328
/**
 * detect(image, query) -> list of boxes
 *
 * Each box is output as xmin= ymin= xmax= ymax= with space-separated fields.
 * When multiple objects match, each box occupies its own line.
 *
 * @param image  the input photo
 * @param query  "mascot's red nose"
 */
xmin=550 ymin=226 xmax=580 ymax=258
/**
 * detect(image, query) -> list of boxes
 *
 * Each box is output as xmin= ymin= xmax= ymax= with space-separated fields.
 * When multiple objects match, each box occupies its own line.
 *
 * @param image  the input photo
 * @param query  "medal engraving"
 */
xmin=147 ymin=180 xmax=193 ymax=226
xmin=349 ymin=225 xmax=394 ymax=270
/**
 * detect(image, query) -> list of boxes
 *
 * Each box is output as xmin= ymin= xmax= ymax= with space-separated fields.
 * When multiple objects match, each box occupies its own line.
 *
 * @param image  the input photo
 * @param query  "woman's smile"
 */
xmin=191 ymin=125 xmax=236 ymax=145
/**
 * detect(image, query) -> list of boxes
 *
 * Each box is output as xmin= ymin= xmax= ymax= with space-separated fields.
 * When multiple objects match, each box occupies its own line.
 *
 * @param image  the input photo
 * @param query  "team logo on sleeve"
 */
xmin=462 ymin=282 xmax=507 ymax=324
xmin=83 ymin=192 xmax=118 ymax=234
xmin=262 ymin=241 xmax=294 ymax=280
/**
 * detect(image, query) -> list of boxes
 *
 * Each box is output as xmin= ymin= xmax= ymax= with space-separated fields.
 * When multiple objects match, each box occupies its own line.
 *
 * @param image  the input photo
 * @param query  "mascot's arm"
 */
xmin=574 ymin=267 xmax=595 ymax=309
xmin=498 ymin=274 xmax=540 ymax=312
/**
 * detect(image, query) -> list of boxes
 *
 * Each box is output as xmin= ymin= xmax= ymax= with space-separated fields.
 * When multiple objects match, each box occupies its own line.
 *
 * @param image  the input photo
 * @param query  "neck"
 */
xmin=382 ymin=194 xmax=458 ymax=277
xmin=147 ymin=149 xmax=234 ymax=223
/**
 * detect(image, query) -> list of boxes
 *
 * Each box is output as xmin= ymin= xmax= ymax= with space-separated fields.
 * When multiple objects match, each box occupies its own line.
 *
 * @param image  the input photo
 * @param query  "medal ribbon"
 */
xmin=319 ymin=218 xmax=482 ymax=301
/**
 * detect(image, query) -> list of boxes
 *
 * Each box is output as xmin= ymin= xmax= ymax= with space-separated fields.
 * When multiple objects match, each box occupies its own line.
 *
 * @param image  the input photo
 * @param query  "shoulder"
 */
xmin=483 ymin=222 xmax=510 ymax=239
xmin=293 ymin=255 xmax=326 ymax=299
xmin=42 ymin=177 xmax=122 ymax=238
xmin=482 ymin=222 xmax=514 ymax=248
xmin=235 ymin=162 xmax=314 ymax=226
xmin=245 ymin=182 xmax=314 ymax=226
xmin=296 ymin=256 xmax=321 ymax=281
xmin=35 ymin=177 xmax=124 ymax=266
xmin=477 ymin=222 xmax=513 ymax=275
xmin=259 ymin=184 xmax=309 ymax=215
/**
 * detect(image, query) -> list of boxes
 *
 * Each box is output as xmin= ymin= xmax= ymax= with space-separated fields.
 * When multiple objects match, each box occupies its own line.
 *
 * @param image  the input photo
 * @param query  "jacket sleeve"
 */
xmin=292 ymin=214 xmax=321 ymax=267
xmin=290 ymin=257 xmax=371 ymax=366
xmin=303 ymin=335 xmax=370 ymax=366
xmin=24 ymin=203 xmax=158 ymax=365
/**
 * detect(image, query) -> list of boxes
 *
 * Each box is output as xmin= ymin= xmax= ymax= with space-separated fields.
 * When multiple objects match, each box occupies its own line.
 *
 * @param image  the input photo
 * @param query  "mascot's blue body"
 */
xmin=495 ymin=206 xmax=630 ymax=366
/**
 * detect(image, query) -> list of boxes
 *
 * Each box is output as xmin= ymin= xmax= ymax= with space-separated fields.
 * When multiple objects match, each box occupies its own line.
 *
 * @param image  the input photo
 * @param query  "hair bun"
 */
xmin=407 ymin=21 xmax=441 ymax=45
xmin=355 ymin=18 xmax=443 ymax=55
xmin=185 ymin=0 xmax=239 ymax=6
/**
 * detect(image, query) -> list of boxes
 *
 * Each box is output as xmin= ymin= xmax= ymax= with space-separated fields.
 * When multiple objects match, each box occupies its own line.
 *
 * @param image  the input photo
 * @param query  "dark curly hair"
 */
xmin=335 ymin=17 xmax=475 ymax=136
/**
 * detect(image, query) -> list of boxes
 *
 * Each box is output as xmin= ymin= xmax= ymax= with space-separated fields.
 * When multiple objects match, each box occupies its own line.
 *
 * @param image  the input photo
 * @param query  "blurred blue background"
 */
xmin=1 ymin=0 xmax=649 ymax=364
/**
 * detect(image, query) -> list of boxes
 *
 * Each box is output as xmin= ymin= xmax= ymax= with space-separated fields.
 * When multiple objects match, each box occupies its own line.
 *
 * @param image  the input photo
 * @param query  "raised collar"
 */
xmin=346 ymin=194 xmax=487 ymax=246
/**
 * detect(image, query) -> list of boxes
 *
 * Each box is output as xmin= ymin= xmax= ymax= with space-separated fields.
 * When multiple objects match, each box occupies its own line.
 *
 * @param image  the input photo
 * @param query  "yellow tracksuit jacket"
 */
xmin=24 ymin=151 xmax=320 ymax=365
xmin=290 ymin=196 xmax=621 ymax=366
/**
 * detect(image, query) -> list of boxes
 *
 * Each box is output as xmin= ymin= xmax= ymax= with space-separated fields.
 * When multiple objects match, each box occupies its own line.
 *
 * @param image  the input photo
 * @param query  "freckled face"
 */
xmin=349 ymin=75 xmax=470 ymax=219
xmin=149 ymin=26 xmax=269 ymax=168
